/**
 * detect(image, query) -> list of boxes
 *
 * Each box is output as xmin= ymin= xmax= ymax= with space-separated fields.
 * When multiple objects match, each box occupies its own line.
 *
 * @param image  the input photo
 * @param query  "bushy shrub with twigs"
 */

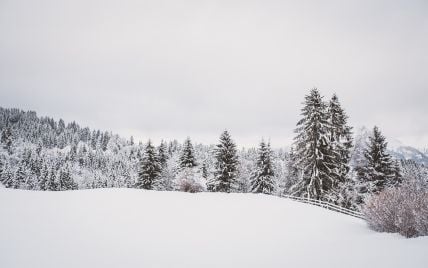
xmin=363 ymin=179 xmax=428 ymax=238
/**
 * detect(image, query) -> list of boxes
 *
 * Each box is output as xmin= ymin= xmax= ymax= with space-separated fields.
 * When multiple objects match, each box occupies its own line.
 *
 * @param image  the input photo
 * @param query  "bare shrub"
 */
xmin=178 ymin=179 xmax=204 ymax=193
xmin=363 ymin=180 xmax=428 ymax=238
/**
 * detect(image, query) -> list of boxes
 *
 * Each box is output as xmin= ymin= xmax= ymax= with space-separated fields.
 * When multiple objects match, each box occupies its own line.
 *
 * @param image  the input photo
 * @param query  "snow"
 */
xmin=0 ymin=189 xmax=427 ymax=268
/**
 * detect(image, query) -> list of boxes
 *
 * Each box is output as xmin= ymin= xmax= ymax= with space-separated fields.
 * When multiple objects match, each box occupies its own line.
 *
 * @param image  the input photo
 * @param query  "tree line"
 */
xmin=0 ymin=89 xmax=426 ymax=213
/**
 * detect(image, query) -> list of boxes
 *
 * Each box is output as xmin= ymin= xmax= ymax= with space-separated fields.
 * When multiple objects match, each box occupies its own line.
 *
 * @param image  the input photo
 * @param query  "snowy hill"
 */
xmin=0 ymin=189 xmax=427 ymax=268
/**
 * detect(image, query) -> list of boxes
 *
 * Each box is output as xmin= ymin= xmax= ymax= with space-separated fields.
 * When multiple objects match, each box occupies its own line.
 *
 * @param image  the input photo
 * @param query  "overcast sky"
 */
xmin=1 ymin=0 xmax=427 ymax=148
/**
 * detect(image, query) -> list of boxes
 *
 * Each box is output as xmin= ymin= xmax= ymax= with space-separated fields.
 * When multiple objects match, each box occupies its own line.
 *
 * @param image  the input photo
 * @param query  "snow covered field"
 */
xmin=0 ymin=189 xmax=427 ymax=268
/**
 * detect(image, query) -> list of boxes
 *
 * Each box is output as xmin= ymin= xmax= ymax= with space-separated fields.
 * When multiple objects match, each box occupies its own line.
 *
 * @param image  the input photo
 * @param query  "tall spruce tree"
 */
xmin=1 ymin=126 xmax=13 ymax=154
xmin=46 ymin=167 xmax=58 ymax=191
xmin=39 ymin=164 xmax=49 ymax=191
xmin=250 ymin=140 xmax=275 ymax=194
xmin=15 ymin=164 xmax=26 ymax=189
xmin=327 ymin=94 xmax=354 ymax=205
xmin=202 ymin=163 xmax=208 ymax=179
xmin=328 ymin=94 xmax=353 ymax=181
xmin=290 ymin=88 xmax=338 ymax=200
xmin=283 ymin=148 xmax=300 ymax=194
xmin=156 ymin=141 xmax=172 ymax=191
xmin=209 ymin=130 xmax=239 ymax=192
xmin=136 ymin=140 xmax=161 ymax=190
xmin=1 ymin=164 xmax=14 ymax=188
xmin=157 ymin=141 xmax=168 ymax=168
xmin=356 ymin=126 xmax=398 ymax=196
xmin=179 ymin=138 xmax=197 ymax=169
xmin=0 ymin=158 xmax=3 ymax=180
xmin=59 ymin=166 xmax=78 ymax=190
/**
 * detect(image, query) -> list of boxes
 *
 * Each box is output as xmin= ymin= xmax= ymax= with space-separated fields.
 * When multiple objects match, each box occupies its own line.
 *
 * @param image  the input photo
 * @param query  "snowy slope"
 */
xmin=0 ymin=189 xmax=427 ymax=268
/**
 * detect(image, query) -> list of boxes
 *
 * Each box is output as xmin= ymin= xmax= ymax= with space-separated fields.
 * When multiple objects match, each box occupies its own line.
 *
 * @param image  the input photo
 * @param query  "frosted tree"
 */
xmin=400 ymin=159 xmax=428 ymax=186
xmin=201 ymin=162 xmax=208 ymax=179
xmin=236 ymin=148 xmax=256 ymax=193
xmin=1 ymin=125 xmax=13 ymax=154
xmin=179 ymin=137 xmax=197 ymax=168
xmin=209 ymin=130 xmax=239 ymax=192
xmin=283 ymin=148 xmax=300 ymax=194
xmin=0 ymin=164 xmax=14 ymax=188
xmin=174 ymin=138 xmax=205 ymax=192
xmin=58 ymin=165 xmax=78 ymax=190
xmin=392 ymin=159 xmax=402 ymax=183
xmin=290 ymin=88 xmax=338 ymax=200
xmin=135 ymin=140 xmax=161 ymax=190
xmin=328 ymin=94 xmax=353 ymax=181
xmin=38 ymin=164 xmax=49 ymax=191
xmin=356 ymin=126 xmax=398 ymax=198
xmin=46 ymin=166 xmax=58 ymax=191
xmin=250 ymin=140 xmax=275 ymax=194
xmin=14 ymin=164 xmax=27 ymax=189
xmin=328 ymin=94 xmax=354 ymax=205
xmin=0 ymin=158 xmax=3 ymax=179
xmin=157 ymin=141 xmax=169 ymax=168
xmin=156 ymin=141 xmax=172 ymax=191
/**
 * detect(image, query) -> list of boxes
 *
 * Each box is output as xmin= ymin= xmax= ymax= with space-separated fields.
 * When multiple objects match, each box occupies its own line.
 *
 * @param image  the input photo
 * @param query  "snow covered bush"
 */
xmin=173 ymin=168 xmax=206 ymax=193
xmin=363 ymin=179 xmax=428 ymax=238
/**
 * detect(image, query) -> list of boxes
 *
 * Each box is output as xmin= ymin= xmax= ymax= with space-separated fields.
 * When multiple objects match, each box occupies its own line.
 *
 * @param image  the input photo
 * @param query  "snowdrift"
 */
xmin=0 ymin=189 xmax=427 ymax=268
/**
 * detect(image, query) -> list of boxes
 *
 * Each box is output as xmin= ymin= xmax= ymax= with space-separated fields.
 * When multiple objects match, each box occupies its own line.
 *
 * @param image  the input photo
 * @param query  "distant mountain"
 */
xmin=352 ymin=127 xmax=428 ymax=166
xmin=388 ymin=139 xmax=428 ymax=166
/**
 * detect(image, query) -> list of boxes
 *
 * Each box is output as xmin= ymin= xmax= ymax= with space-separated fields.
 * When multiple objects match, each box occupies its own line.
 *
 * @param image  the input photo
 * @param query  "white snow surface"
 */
xmin=0 ymin=189 xmax=427 ymax=268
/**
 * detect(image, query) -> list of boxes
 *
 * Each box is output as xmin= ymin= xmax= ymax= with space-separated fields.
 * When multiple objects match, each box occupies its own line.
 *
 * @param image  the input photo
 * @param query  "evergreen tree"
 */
xmin=39 ymin=164 xmax=49 ymax=191
xmin=202 ymin=163 xmax=208 ymax=179
xmin=0 ymin=158 xmax=3 ymax=179
xmin=15 ymin=164 xmax=26 ymax=189
xmin=290 ymin=88 xmax=338 ymax=200
xmin=1 ymin=164 xmax=14 ymax=188
xmin=59 ymin=166 xmax=78 ymax=190
xmin=327 ymin=94 xmax=354 ymax=205
xmin=250 ymin=140 xmax=275 ymax=194
xmin=209 ymin=130 xmax=239 ymax=192
xmin=155 ymin=141 xmax=171 ymax=191
xmin=157 ymin=141 xmax=169 ymax=168
xmin=136 ymin=140 xmax=161 ymax=190
xmin=179 ymin=138 xmax=197 ymax=168
xmin=283 ymin=148 xmax=300 ymax=194
xmin=328 ymin=94 xmax=353 ymax=181
xmin=46 ymin=167 xmax=59 ymax=191
xmin=356 ymin=126 xmax=398 ymax=196
xmin=1 ymin=126 xmax=13 ymax=154
xmin=392 ymin=159 xmax=403 ymax=184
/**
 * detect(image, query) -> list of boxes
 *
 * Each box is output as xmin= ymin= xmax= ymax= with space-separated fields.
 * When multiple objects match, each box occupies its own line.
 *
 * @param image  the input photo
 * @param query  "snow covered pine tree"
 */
xmin=136 ymin=140 xmax=161 ymax=190
xmin=179 ymin=137 xmax=197 ymax=169
xmin=250 ymin=140 xmax=275 ymax=194
xmin=209 ymin=130 xmax=239 ymax=192
xmin=174 ymin=137 xmax=205 ymax=192
xmin=327 ymin=94 xmax=355 ymax=206
xmin=290 ymin=88 xmax=338 ymax=201
xmin=356 ymin=126 xmax=400 ymax=200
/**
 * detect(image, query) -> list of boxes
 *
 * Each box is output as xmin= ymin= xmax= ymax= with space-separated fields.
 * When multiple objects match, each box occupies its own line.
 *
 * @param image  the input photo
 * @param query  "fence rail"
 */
xmin=280 ymin=194 xmax=365 ymax=219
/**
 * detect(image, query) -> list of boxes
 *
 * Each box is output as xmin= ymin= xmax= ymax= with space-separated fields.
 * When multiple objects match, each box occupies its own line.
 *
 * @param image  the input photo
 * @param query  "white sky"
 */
xmin=1 ymin=0 xmax=427 ymax=148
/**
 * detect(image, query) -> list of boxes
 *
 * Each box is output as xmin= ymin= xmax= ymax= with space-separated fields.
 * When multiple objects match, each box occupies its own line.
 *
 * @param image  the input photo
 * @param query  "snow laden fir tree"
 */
xmin=327 ymin=94 xmax=355 ymax=208
xmin=250 ymin=140 xmax=275 ymax=194
xmin=290 ymin=89 xmax=353 ymax=203
xmin=208 ymin=130 xmax=239 ymax=193
xmin=174 ymin=137 xmax=205 ymax=192
xmin=136 ymin=140 xmax=161 ymax=190
xmin=355 ymin=126 xmax=401 ymax=201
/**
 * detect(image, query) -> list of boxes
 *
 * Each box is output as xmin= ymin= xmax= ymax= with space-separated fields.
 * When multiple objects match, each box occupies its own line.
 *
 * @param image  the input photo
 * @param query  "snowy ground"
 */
xmin=0 ymin=189 xmax=427 ymax=268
